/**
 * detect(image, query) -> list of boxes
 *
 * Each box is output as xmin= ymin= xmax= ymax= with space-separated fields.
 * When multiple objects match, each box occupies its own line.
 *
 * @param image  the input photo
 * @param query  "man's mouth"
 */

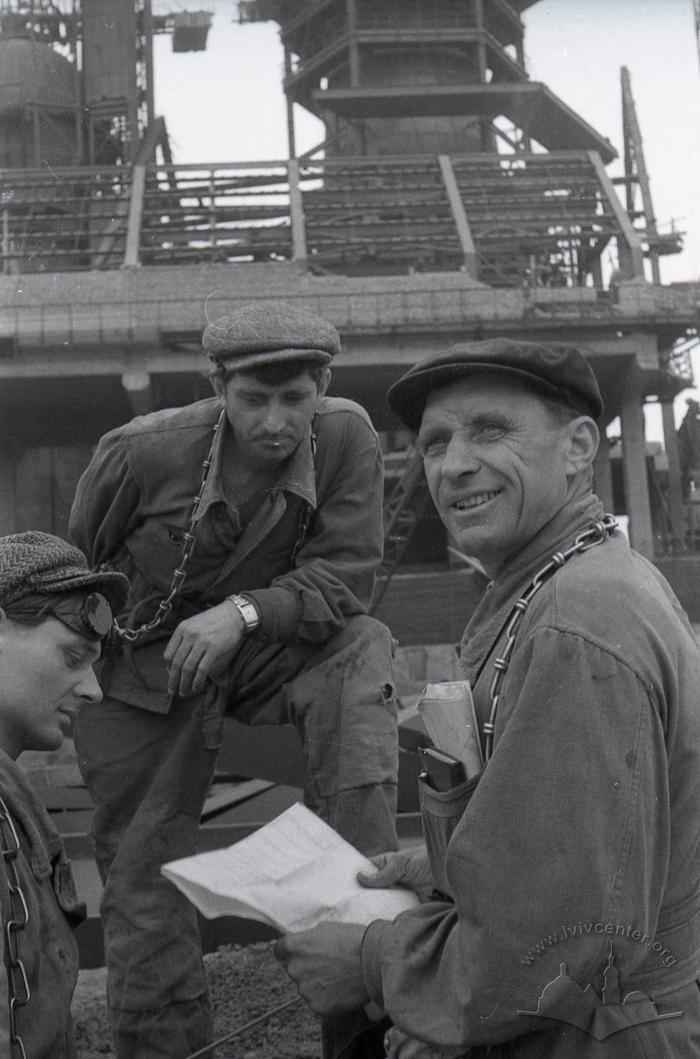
xmin=449 ymin=489 xmax=501 ymax=512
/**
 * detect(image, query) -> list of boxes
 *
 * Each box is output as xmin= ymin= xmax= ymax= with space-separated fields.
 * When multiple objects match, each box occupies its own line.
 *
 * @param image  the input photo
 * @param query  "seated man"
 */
xmin=69 ymin=302 xmax=399 ymax=1057
xmin=0 ymin=530 xmax=127 ymax=1059
xmin=276 ymin=338 xmax=700 ymax=1058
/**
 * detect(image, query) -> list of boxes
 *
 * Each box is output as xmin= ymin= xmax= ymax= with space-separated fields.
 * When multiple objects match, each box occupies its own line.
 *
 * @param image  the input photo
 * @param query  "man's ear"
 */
xmin=0 ymin=608 xmax=11 ymax=646
xmin=563 ymin=417 xmax=599 ymax=478
xmin=316 ymin=368 xmax=332 ymax=400
xmin=209 ymin=372 xmax=226 ymax=402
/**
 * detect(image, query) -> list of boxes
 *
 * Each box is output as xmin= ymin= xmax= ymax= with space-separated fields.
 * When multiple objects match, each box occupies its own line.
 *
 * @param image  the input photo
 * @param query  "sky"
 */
xmin=152 ymin=0 xmax=700 ymax=431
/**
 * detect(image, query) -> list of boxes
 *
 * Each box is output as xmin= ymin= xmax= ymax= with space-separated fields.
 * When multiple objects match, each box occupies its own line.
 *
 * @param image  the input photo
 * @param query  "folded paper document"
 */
xmin=162 ymin=802 xmax=419 ymax=932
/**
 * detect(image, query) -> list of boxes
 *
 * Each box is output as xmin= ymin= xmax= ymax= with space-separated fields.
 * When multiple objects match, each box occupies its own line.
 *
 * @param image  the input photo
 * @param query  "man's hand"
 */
xmin=274 ymin=923 xmax=369 ymax=1015
xmin=163 ymin=600 xmax=246 ymax=699
xmin=358 ymin=846 xmax=436 ymax=902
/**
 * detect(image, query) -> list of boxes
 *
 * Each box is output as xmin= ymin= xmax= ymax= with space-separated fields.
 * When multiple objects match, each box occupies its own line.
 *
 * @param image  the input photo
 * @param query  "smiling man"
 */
xmin=276 ymin=338 xmax=700 ymax=1058
xmin=0 ymin=530 xmax=127 ymax=1058
xmin=69 ymin=302 xmax=399 ymax=1058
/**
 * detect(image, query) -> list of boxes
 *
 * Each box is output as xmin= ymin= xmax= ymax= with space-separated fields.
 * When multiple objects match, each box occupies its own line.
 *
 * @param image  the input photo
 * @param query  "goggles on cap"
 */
xmin=6 ymin=591 xmax=114 ymax=641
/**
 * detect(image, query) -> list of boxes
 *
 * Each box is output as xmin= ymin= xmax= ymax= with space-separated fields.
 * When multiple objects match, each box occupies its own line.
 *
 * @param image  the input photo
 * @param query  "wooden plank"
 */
xmin=438 ymin=155 xmax=477 ymax=276
xmin=37 ymin=787 xmax=94 ymax=810
xmin=201 ymin=778 xmax=274 ymax=821
xmin=24 ymin=763 xmax=85 ymax=788
xmin=587 ymin=150 xmax=645 ymax=279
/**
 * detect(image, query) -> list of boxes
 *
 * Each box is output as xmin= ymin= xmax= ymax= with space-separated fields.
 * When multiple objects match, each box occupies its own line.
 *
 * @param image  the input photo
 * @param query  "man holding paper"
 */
xmin=70 ymin=303 xmax=399 ymax=1058
xmin=276 ymin=338 xmax=700 ymax=1057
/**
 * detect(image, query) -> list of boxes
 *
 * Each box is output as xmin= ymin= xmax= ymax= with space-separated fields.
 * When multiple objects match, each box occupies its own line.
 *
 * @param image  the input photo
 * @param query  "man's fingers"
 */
xmin=163 ymin=628 xmax=182 ymax=664
xmin=358 ymin=854 xmax=403 ymax=889
xmin=167 ymin=641 xmax=201 ymax=697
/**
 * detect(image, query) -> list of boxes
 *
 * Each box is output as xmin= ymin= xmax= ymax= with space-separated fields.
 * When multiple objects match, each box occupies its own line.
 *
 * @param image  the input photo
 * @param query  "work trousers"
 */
xmin=75 ymin=615 xmax=399 ymax=1059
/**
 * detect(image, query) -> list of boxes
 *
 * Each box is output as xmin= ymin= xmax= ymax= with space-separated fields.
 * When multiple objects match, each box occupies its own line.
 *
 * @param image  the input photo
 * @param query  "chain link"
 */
xmin=0 ymin=795 xmax=30 ymax=1059
xmin=483 ymin=514 xmax=618 ymax=760
xmin=109 ymin=411 xmax=319 ymax=645
xmin=111 ymin=412 xmax=225 ymax=644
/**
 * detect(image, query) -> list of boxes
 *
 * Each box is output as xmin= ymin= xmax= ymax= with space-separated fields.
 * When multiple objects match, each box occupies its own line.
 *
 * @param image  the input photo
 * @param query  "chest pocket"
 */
xmin=419 ymin=773 xmax=482 ymax=900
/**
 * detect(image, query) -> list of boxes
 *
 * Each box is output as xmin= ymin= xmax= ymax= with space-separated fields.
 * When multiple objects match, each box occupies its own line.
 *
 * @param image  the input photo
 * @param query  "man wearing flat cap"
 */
xmin=277 ymin=338 xmax=700 ymax=1057
xmin=0 ymin=531 xmax=128 ymax=1058
xmin=70 ymin=302 xmax=399 ymax=1057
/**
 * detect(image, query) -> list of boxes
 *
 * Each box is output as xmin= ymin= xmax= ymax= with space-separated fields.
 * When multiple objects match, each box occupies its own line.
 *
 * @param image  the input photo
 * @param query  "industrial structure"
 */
xmin=1 ymin=0 xmax=699 ymax=636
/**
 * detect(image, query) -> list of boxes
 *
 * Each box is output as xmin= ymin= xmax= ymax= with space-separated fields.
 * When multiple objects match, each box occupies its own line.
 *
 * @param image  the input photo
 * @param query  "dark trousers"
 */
xmin=75 ymin=615 xmax=399 ymax=1059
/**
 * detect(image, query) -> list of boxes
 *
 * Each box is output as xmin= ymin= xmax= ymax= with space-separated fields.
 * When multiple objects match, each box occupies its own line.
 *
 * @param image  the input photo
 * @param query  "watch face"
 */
xmin=233 ymin=595 xmax=259 ymax=630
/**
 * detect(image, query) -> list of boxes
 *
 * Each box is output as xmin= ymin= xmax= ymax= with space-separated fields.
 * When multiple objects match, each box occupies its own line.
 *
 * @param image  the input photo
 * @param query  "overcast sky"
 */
xmin=152 ymin=0 xmax=700 ymax=426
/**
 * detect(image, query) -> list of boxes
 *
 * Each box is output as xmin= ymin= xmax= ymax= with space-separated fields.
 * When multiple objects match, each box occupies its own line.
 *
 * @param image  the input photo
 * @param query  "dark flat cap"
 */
xmin=0 ymin=531 xmax=129 ymax=613
xmin=203 ymin=303 xmax=341 ymax=370
xmin=387 ymin=338 xmax=603 ymax=431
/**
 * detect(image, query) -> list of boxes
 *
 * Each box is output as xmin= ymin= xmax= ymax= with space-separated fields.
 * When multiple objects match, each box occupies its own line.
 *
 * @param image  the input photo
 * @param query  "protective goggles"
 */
xmin=7 ymin=591 xmax=114 ymax=641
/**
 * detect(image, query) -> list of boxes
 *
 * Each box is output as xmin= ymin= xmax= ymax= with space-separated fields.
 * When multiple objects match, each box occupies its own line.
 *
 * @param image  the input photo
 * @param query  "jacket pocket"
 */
xmin=419 ymin=773 xmax=481 ymax=899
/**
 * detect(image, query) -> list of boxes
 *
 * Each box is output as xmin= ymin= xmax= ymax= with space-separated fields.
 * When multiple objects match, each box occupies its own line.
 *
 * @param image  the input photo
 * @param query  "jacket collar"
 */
xmin=0 ymin=747 xmax=63 ymax=881
xmin=459 ymin=491 xmax=606 ymax=678
xmin=196 ymin=410 xmax=318 ymax=522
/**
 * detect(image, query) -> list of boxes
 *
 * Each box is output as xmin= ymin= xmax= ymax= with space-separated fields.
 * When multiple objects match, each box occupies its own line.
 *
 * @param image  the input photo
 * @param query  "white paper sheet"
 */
xmin=161 ymin=803 xmax=419 ymax=932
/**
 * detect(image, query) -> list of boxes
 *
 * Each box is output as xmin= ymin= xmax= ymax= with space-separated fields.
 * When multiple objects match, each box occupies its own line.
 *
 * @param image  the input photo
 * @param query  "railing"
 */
xmin=1 ymin=151 xmax=642 ymax=287
xmin=139 ymin=161 xmax=294 ymax=265
xmin=1 ymin=166 xmax=133 ymax=273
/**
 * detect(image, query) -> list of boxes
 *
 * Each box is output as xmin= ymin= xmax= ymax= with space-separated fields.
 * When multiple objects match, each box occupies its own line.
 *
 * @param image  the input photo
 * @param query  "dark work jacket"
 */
xmin=0 ymin=750 xmax=85 ymax=1058
xmin=362 ymin=494 xmax=700 ymax=1058
xmin=69 ymin=395 xmax=384 ymax=712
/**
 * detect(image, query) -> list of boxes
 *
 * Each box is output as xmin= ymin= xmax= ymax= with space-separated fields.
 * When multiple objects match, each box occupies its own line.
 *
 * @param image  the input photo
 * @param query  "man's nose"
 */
xmin=261 ymin=401 xmax=286 ymax=432
xmin=441 ymin=433 xmax=480 ymax=478
xmin=77 ymin=667 xmax=103 ymax=705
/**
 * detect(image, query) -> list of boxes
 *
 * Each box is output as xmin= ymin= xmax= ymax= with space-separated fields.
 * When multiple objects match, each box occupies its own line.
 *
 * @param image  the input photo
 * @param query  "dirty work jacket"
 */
xmin=362 ymin=493 xmax=700 ymax=1057
xmin=0 ymin=749 xmax=85 ymax=1058
xmin=70 ymin=395 xmax=384 ymax=711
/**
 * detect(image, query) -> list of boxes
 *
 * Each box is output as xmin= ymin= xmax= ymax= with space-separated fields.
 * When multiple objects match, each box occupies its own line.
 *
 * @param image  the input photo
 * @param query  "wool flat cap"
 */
xmin=0 ymin=531 xmax=129 ymax=613
xmin=387 ymin=337 xmax=603 ymax=431
xmin=203 ymin=303 xmax=341 ymax=370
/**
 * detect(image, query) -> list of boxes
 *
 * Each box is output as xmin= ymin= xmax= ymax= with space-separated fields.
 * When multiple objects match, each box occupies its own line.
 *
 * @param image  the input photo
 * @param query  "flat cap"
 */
xmin=387 ymin=337 xmax=603 ymax=431
xmin=203 ymin=303 xmax=341 ymax=371
xmin=0 ymin=531 xmax=129 ymax=613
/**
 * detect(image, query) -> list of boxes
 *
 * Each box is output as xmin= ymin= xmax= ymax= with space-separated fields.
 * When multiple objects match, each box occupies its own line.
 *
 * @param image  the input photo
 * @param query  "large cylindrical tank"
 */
xmin=0 ymin=38 xmax=80 ymax=167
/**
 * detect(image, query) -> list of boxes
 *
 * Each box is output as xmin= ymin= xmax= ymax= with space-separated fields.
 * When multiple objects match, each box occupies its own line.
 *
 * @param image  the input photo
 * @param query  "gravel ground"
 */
xmin=74 ymin=942 xmax=322 ymax=1058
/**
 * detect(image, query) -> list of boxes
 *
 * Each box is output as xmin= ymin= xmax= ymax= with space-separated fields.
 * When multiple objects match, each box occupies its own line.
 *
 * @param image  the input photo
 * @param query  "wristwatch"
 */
xmin=226 ymin=593 xmax=261 ymax=635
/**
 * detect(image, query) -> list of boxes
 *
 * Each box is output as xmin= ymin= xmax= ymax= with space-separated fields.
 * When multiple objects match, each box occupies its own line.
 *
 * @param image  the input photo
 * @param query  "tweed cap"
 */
xmin=387 ymin=337 xmax=603 ymax=431
xmin=0 ymin=531 xmax=129 ymax=613
xmin=203 ymin=303 xmax=341 ymax=371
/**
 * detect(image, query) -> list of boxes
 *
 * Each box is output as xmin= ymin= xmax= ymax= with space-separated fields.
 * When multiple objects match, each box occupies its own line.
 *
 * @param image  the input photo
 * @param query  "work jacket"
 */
xmin=70 ymin=395 xmax=384 ymax=711
xmin=0 ymin=750 xmax=85 ymax=1058
xmin=362 ymin=493 xmax=700 ymax=1057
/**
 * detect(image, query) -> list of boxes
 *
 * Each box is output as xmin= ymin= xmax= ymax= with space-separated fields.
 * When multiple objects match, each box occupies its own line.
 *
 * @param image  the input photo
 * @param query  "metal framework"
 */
xmin=0 ymin=151 xmax=645 ymax=284
xmin=616 ymin=66 xmax=683 ymax=285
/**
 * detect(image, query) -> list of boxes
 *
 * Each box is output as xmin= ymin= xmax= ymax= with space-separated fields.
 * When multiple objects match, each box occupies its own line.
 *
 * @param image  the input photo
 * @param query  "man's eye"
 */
xmin=475 ymin=423 xmax=505 ymax=440
xmin=418 ymin=435 xmax=448 ymax=457
xmin=243 ymin=396 xmax=266 ymax=408
xmin=64 ymin=652 xmax=83 ymax=669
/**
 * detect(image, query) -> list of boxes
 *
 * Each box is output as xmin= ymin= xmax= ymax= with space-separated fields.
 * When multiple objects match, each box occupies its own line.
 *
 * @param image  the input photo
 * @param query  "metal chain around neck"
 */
xmin=0 ymin=795 xmax=30 ymax=1059
xmin=483 ymin=514 xmax=618 ymax=761
xmin=112 ymin=410 xmax=225 ymax=644
xmin=110 ymin=411 xmax=319 ymax=645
